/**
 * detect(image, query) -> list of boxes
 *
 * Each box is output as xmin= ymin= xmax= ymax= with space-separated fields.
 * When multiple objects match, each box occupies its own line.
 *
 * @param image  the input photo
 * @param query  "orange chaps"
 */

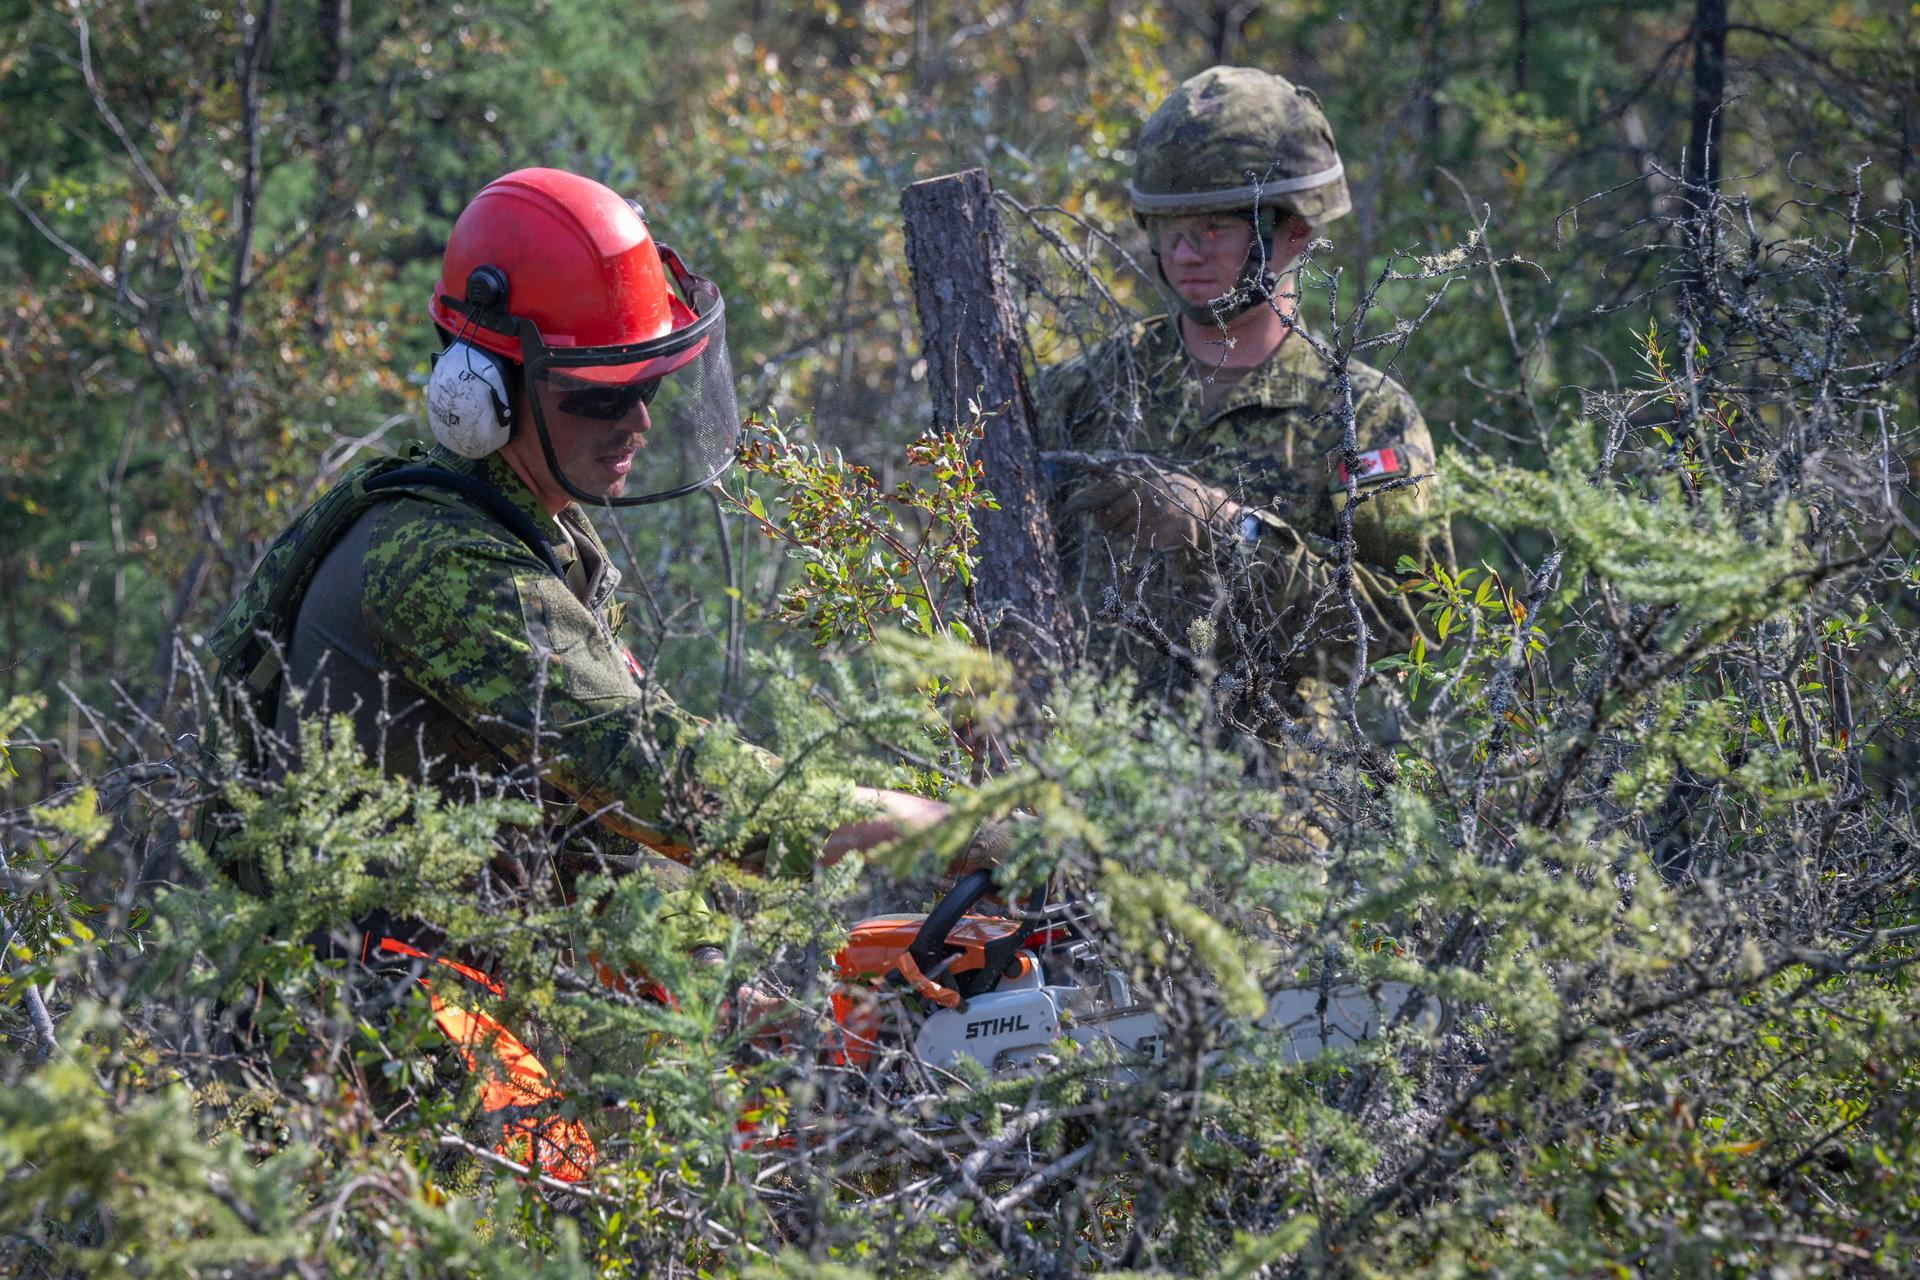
xmin=366 ymin=936 xmax=596 ymax=1183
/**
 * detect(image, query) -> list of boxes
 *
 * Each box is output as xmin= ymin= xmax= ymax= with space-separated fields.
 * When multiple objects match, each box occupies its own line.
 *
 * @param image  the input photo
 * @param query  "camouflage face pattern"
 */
xmin=1036 ymin=316 xmax=1450 ymax=720
xmin=1129 ymin=65 xmax=1352 ymax=226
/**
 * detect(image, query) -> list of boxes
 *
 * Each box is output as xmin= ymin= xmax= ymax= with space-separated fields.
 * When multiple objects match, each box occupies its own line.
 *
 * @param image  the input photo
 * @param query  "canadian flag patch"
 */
xmin=1332 ymin=446 xmax=1404 ymax=490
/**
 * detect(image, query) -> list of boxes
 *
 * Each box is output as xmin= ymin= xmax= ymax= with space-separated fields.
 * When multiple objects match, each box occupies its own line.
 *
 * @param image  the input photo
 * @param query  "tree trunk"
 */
xmin=1682 ymin=0 xmax=1729 ymax=322
xmin=1212 ymin=0 xmax=1257 ymax=65
xmin=307 ymin=0 xmax=351 ymax=334
xmin=1420 ymin=0 xmax=1444 ymax=203
xmin=901 ymin=168 xmax=1067 ymax=684
xmin=1686 ymin=0 xmax=1728 ymax=194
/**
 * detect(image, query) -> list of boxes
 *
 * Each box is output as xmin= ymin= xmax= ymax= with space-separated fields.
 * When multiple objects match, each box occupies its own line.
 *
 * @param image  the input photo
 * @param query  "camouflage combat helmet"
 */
xmin=1129 ymin=65 xmax=1351 ymax=226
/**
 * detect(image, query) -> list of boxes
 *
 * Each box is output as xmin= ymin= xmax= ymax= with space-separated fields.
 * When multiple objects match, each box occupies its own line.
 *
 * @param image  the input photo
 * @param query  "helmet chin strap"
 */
xmin=1151 ymin=206 xmax=1285 ymax=327
xmin=1153 ymin=249 xmax=1282 ymax=327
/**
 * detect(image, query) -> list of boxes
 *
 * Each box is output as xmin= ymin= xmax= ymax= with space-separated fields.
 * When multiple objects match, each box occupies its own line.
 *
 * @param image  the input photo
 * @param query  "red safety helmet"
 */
xmin=429 ymin=168 xmax=739 ymax=507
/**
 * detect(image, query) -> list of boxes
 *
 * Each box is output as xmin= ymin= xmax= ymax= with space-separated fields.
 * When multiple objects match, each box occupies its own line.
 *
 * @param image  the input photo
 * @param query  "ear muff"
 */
xmin=426 ymin=340 xmax=513 ymax=458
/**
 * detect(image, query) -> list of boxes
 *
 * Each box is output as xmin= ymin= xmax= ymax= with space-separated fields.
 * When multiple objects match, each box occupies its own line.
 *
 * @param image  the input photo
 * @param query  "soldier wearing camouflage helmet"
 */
xmin=1039 ymin=66 xmax=1450 ymax=733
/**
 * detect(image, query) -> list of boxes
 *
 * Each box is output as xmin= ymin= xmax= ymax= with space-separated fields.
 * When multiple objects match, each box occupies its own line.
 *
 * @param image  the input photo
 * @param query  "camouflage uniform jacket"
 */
xmin=1037 ymin=313 xmax=1447 ymax=708
xmin=272 ymin=446 xmax=704 ymax=854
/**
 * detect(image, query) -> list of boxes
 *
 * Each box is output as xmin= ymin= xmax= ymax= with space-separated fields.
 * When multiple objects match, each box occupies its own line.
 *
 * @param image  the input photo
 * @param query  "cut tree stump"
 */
xmin=901 ymin=167 xmax=1068 ymax=683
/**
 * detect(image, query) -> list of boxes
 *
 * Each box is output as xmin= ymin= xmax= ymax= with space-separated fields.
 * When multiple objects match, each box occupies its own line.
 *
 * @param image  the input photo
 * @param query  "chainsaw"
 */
xmin=824 ymin=870 xmax=1415 ymax=1083
xmin=409 ymin=869 xmax=1415 ymax=1176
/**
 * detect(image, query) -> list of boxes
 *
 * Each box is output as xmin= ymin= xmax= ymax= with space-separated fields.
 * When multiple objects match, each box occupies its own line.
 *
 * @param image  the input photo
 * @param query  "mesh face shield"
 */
xmin=519 ymin=249 xmax=739 ymax=508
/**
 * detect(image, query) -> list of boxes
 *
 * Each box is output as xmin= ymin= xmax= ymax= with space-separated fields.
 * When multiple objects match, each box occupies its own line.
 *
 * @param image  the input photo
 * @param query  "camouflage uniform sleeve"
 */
xmin=1342 ymin=370 xmax=1446 ymax=576
xmin=1033 ymin=354 xmax=1101 ymax=573
xmin=1336 ymin=374 xmax=1452 ymax=662
xmin=1246 ymin=368 xmax=1452 ymax=677
xmin=364 ymin=514 xmax=697 ymax=850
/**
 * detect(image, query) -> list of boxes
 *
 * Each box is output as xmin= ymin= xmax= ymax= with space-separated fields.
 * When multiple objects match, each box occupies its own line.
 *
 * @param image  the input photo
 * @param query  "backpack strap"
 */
xmin=217 ymin=463 xmax=565 ymax=698
xmin=207 ymin=458 xmax=568 ymax=773
xmin=213 ymin=456 xmax=410 ymax=697
xmin=364 ymin=466 xmax=567 ymax=580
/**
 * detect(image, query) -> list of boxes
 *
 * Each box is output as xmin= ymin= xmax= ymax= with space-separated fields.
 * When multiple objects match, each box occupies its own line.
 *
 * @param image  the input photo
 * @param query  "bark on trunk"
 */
xmin=901 ymin=168 xmax=1067 ymax=682
xmin=307 ymin=0 xmax=351 ymax=333
xmin=1513 ymin=0 xmax=1530 ymax=92
xmin=1211 ymin=0 xmax=1258 ymax=65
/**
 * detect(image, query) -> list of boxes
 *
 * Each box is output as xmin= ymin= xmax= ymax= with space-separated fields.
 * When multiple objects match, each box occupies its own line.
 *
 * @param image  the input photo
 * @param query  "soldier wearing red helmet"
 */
xmin=422 ymin=168 xmax=739 ymax=511
xmin=211 ymin=166 xmax=944 ymax=855
xmin=206 ymin=169 xmax=955 ymax=1176
xmin=213 ymin=168 xmax=754 ymax=847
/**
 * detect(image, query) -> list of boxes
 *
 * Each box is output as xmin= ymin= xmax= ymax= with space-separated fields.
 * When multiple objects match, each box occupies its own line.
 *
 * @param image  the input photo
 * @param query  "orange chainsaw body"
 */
xmin=828 ymin=912 xmax=1034 ymax=1068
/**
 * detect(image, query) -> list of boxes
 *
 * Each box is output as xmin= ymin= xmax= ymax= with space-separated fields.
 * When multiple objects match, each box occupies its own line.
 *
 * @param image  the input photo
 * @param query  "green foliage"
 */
xmin=1444 ymin=419 xmax=1809 ymax=645
xmin=152 ymin=716 xmax=529 ymax=1004
xmin=5 ymin=0 xmax=1920 ymax=1276
xmin=0 ymin=1033 xmax=315 ymax=1277
xmin=729 ymin=412 xmax=996 ymax=646
xmin=0 ymin=695 xmax=44 ymax=781
xmin=0 ymin=1012 xmax=603 ymax=1277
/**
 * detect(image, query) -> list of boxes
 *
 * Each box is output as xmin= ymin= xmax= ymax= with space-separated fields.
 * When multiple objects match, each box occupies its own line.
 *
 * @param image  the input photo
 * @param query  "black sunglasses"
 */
xmin=555 ymin=377 xmax=663 ymax=420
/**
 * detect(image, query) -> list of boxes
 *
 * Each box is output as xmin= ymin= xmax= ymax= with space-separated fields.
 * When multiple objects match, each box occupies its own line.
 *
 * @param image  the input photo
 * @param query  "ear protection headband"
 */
xmin=425 ymin=265 xmax=515 ymax=458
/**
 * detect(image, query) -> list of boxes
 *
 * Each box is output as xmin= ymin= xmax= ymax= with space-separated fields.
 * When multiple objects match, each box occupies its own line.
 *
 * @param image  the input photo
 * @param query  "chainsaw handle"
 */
xmin=895 ymin=947 xmax=965 ymax=1010
xmin=907 ymin=868 xmax=998 ymax=978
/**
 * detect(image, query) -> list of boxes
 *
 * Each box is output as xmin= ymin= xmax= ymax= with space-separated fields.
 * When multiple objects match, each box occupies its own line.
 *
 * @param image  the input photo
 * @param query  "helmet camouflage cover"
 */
xmin=1129 ymin=66 xmax=1351 ymax=226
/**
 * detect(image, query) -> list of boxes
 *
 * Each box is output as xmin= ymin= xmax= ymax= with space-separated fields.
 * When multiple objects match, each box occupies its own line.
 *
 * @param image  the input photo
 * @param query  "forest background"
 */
xmin=2 ymin=0 xmax=1918 ymax=1276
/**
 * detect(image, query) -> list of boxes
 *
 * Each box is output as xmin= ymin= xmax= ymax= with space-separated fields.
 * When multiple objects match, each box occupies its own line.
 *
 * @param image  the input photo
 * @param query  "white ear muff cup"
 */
xmin=426 ymin=340 xmax=513 ymax=458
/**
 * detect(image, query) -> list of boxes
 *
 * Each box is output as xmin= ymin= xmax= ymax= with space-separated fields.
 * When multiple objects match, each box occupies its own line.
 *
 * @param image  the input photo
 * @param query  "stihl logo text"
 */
xmin=964 ymin=1015 xmax=1030 ymax=1039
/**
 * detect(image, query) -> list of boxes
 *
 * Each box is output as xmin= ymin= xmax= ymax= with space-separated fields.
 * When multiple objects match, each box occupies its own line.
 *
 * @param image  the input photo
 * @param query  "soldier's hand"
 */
xmin=823 ymin=786 xmax=948 ymax=864
xmin=694 ymin=947 xmax=803 ymax=1052
xmin=1068 ymin=469 xmax=1242 ymax=555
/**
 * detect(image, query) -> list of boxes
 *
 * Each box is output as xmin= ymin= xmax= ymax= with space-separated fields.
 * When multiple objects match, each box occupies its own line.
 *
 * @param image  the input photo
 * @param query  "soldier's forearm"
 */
xmin=822 ymin=786 xmax=948 ymax=864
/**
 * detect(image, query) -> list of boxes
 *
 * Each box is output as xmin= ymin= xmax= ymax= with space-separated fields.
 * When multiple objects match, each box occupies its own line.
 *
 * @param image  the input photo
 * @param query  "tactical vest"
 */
xmin=198 ymin=452 xmax=564 ymax=882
